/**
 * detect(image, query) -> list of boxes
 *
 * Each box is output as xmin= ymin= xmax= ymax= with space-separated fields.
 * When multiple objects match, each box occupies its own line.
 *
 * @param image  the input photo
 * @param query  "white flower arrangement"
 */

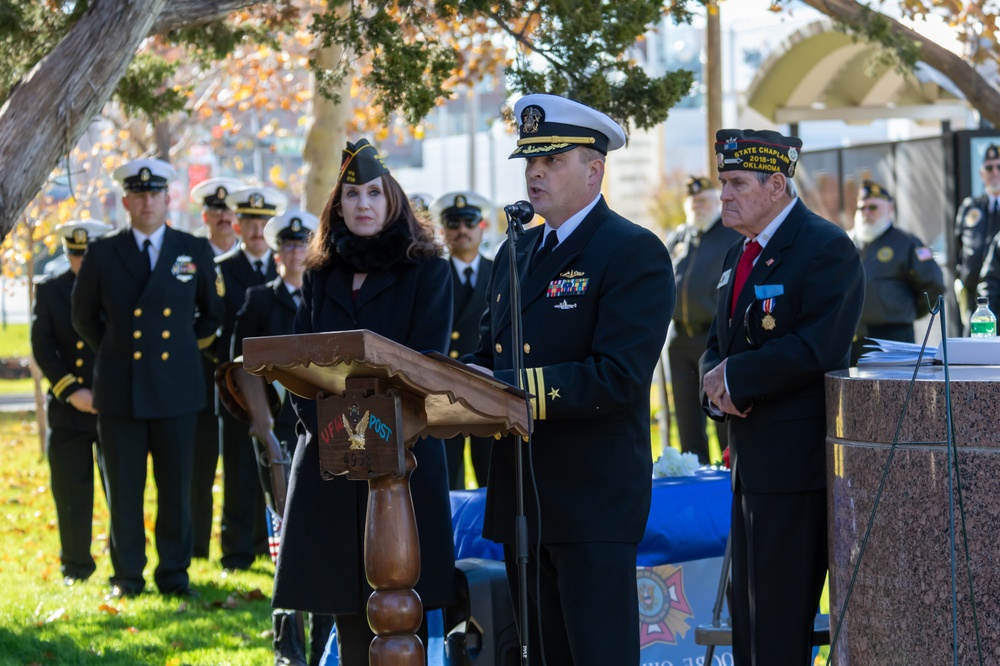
xmin=652 ymin=447 xmax=702 ymax=478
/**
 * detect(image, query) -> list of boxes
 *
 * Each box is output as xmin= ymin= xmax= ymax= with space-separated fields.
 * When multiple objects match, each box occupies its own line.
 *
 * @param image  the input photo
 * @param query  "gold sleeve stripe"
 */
xmin=53 ymin=374 xmax=78 ymax=399
xmin=197 ymin=334 xmax=217 ymax=350
xmin=524 ymin=368 xmax=538 ymax=421
xmin=533 ymin=368 xmax=547 ymax=421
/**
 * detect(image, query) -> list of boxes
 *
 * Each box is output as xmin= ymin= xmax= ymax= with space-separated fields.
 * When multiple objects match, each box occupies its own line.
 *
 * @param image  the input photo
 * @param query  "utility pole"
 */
xmin=706 ymin=0 xmax=723 ymax=179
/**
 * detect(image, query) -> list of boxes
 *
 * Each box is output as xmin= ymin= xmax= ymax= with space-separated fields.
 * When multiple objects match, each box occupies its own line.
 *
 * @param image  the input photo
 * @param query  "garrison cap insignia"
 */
xmin=984 ymin=144 xmax=999 ymax=163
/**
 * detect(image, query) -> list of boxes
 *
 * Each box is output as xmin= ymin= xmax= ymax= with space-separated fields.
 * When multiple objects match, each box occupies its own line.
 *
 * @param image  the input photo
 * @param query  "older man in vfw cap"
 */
xmin=72 ymin=157 xmax=224 ymax=599
xmin=955 ymin=143 xmax=1000 ymax=329
xmin=850 ymin=179 xmax=943 ymax=365
xmin=32 ymin=220 xmax=114 ymax=586
xmin=463 ymin=94 xmax=675 ymax=666
xmin=187 ymin=176 xmax=245 ymax=560
xmin=699 ymin=130 xmax=864 ymax=665
xmin=429 ymin=191 xmax=495 ymax=490
xmin=228 ymin=209 xmax=326 ymax=665
xmin=216 ymin=185 xmax=288 ymax=571
xmin=666 ymin=176 xmax=740 ymax=465
xmin=190 ymin=177 xmax=244 ymax=257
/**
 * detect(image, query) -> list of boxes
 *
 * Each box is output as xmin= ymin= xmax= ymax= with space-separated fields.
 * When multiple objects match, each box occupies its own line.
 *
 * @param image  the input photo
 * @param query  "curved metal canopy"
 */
xmin=745 ymin=20 xmax=967 ymax=124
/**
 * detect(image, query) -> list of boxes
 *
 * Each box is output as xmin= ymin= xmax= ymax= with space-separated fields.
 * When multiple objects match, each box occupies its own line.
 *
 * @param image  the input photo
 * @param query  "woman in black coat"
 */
xmin=272 ymin=139 xmax=456 ymax=664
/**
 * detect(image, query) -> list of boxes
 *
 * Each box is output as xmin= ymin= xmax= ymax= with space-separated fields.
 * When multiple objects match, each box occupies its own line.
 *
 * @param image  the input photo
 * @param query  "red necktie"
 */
xmin=730 ymin=240 xmax=762 ymax=317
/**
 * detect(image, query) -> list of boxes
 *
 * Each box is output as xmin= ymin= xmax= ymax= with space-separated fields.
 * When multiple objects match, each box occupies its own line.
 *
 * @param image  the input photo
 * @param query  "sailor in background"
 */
xmin=32 ymin=220 xmax=114 ymax=586
xmin=430 ymin=190 xmax=494 ymax=489
xmin=216 ymin=186 xmax=286 ymax=571
xmin=850 ymin=180 xmax=943 ymax=365
xmin=188 ymin=176 xmax=244 ymax=559
xmin=72 ymin=158 xmax=224 ymax=598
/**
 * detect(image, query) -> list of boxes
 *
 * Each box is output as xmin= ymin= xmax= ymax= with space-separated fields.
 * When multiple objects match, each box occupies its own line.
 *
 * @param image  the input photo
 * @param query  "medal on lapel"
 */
xmin=761 ymin=298 xmax=776 ymax=330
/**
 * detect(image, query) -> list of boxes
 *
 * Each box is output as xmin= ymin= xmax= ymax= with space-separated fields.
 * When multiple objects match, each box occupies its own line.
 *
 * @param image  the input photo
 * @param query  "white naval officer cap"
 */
xmin=224 ymin=186 xmax=288 ymax=218
xmin=264 ymin=210 xmax=319 ymax=251
xmin=430 ymin=191 xmax=493 ymax=226
xmin=54 ymin=219 xmax=114 ymax=255
xmin=509 ymin=94 xmax=626 ymax=159
xmin=113 ymin=158 xmax=176 ymax=192
xmin=190 ymin=177 xmax=245 ymax=209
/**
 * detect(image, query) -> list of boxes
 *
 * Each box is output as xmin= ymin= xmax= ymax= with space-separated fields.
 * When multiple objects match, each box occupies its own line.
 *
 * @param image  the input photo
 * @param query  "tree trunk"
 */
xmin=0 ymin=0 xmax=263 ymax=244
xmin=302 ymin=42 xmax=351 ymax=215
xmin=802 ymin=0 xmax=1000 ymax=128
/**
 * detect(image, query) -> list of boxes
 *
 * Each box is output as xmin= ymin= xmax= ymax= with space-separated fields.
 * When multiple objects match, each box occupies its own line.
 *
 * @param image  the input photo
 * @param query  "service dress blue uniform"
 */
xmin=72 ymin=225 xmax=223 ymax=594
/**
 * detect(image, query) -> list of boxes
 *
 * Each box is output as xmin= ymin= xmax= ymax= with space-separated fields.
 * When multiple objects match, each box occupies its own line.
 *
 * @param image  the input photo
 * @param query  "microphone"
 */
xmin=504 ymin=200 xmax=535 ymax=228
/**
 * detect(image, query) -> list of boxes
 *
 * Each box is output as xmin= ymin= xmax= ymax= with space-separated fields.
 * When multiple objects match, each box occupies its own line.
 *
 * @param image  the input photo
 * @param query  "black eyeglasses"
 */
xmin=444 ymin=217 xmax=481 ymax=230
xmin=985 ymin=164 xmax=1000 ymax=173
xmin=857 ymin=204 xmax=880 ymax=212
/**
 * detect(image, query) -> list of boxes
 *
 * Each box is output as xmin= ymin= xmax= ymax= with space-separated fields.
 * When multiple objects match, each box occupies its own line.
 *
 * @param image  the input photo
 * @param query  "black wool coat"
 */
xmin=272 ymin=252 xmax=458 ymax=615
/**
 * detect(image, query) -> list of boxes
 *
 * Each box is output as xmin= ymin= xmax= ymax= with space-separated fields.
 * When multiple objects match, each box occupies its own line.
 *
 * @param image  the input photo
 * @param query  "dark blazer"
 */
xmin=272 ymin=253 xmax=457 ymax=615
xmin=668 ymin=218 xmax=742 ymax=335
xmin=955 ymin=194 xmax=999 ymax=315
xmin=465 ymin=196 xmax=675 ymax=545
xmin=232 ymin=279 xmax=298 ymax=428
xmin=700 ymin=199 xmax=864 ymax=494
xmin=448 ymin=256 xmax=492 ymax=358
xmin=215 ymin=247 xmax=277 ymax=362
xmin=72 ymin=226 xmax=224 ymax=419
xmin=31 ymin=269 xmax=97 ymax=432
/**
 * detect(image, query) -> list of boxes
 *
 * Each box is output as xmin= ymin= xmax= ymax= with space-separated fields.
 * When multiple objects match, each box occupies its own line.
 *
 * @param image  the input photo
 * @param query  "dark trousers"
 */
xmin=443 ymin=434 xmax=492 ymax=490
xmin=668 ymin=328 xmax=728 ymax=464
xmin=98 ymin=412 xmax=195 ymax=593
xmin=47 ymin=426 xmax=106 ymax=579
xmin=731 ymin=481 xmax=827 ymax=666
xmin=220 ymin=409 xmax=267 ymax=569
xmin=333 ymin=607 xmax=431 ymax=665
xmin=502 ymin=541 xmax=639 ymax=666
xmin=191 ymin=399 xmax=220 ymax=558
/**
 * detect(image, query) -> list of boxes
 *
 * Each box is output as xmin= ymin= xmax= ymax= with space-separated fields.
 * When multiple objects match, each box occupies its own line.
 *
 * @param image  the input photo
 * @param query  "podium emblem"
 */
xmin=343 ymin=410 xmax=371 ymax=450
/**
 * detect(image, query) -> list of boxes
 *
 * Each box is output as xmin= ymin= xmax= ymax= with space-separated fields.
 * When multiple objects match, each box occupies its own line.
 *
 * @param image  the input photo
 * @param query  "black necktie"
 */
xmin=291 ymin=289 xmax=301 ymax=308
xmin=531 ymin=231 xmax=558 ymax=273
xmin=462 ymin=266 xmax=474 ymax=295
xmin=254 ymin=259 xmax=265 ymax=281
xmin=140 ymin=239 xmax=152 ymax=279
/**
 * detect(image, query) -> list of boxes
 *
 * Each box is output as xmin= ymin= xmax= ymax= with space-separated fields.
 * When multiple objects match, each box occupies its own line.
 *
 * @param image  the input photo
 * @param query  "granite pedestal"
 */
xmin=826 ymin=366 xmax=1000 ymax=665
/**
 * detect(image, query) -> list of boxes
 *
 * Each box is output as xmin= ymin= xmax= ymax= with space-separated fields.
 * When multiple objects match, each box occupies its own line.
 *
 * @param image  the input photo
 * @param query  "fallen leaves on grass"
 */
xmin=97 ymin=603 xmax=119 ymax=615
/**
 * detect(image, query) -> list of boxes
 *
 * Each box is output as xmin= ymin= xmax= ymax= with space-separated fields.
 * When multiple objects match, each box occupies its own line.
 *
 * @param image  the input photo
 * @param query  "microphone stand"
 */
xmin=503 ymin=205 xmax=533 ymax=666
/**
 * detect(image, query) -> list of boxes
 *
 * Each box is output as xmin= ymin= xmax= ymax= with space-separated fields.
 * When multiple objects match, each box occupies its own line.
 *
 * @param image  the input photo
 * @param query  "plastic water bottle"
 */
xmin=970 ymin=296 xmax=997 ymax=337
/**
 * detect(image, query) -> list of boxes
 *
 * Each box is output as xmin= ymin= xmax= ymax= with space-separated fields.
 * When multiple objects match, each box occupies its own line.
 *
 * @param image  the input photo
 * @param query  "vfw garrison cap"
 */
xmin=715 ymin=129 xmax=802 ymax=178
xmin=339 ymin=139 xmax=391 ymax=185
xmin=264 ymin=210 xmax=319 ymax=251
xmin=430 ymin=191 xmax=492 ymax=224
xmin=224 ymin=186 xmax=288 ymax=218
xmin=983 ymin=144 xmax=1000 ymax=163
xmin=113 ymin=158 xmax=176 ymax=192
xmin=54 ymin=220 xmax=114 ymax=254
xmin=685 ymin=176 xmax=713 ymax=197
xmin=510 ymin=94 xmax=626 ymax=159
xmin=859 ymin=180 xmax=893 ymax=202
xmin=190 ymin=177 xmax=244 ymax=209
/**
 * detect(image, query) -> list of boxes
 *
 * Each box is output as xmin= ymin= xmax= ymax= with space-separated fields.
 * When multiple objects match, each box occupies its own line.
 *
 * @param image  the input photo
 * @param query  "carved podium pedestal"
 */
xmin=242 ymin=330 xmax=529 ymax=665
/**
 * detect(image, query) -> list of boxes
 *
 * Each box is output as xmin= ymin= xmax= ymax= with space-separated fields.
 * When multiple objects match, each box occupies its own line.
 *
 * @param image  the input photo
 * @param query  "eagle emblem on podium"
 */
xmin=343 ymin=410 xmax=371 ymax=450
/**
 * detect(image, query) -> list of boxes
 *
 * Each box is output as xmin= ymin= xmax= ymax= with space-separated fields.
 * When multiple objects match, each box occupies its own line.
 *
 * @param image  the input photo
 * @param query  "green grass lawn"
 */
xmin=0 ymin=411 xmax=277 ymax=665
xmin=0 ymin=323 xmax=30 ymax=358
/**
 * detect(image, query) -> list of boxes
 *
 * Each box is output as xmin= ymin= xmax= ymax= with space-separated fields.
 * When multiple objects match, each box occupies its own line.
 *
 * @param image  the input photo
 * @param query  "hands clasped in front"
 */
xmin=703 ymin=359 xmax=751 ymax=419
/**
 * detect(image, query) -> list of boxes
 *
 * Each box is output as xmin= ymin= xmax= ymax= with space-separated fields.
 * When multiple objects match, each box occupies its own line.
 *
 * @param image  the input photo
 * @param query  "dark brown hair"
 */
xmin=305 ymin=172 xmax=442 ymax=269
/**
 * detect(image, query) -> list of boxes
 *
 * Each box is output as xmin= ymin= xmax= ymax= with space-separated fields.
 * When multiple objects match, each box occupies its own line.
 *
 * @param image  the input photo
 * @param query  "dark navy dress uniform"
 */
xmin=667 ymin=213 xmax=739 ymax=463
xmin=32 ymin=233 xmax=110 ymax=581
xmin=216 ymin=243 xmax=277 ymax=569
xmin=852 ymin=225 xmax=944 ymax=364
xmin=72 ymin=193 xmax=224 ymax=594
xmin=955 ymin=194 xmax=1000 ymax=321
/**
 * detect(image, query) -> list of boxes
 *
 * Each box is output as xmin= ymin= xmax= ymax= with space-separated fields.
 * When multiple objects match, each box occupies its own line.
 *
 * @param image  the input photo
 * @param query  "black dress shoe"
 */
xmin=163 ymin=586 xmax=199 ymax=599
xmin=106 ymin=584 xmax=143 ymax=599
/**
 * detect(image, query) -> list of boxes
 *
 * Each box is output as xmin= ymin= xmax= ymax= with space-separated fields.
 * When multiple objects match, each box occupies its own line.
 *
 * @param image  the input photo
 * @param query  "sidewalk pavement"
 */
xmin=0 ymin=393 xmax=36 ymax=412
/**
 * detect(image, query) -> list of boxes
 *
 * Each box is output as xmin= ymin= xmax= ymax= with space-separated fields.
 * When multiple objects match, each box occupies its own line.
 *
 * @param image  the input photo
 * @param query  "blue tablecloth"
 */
xmin=449 ymin=468 xmax=732 ymax=564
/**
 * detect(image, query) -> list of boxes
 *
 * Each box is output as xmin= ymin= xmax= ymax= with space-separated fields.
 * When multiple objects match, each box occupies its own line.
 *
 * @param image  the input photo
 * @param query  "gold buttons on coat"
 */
xmin=75 ymin=359 xmax=83 ymax=367
xmin=77 ymin=376 xmax=84 ymax=383
xmin=451 ymin=331 xmax=460 ymax=340
xmin=76 ymin=341 xmax=84 ymax=350
xmin=523 ymin=343 xmax=531 ymax=354
xmin=162 ymin=331 xmax=170 ymax=339
xmin=449 ymin=350 xmax=459 ymax=359
xmin=161 ymin=352 xmax=170 ymax=361
xmin=134 ymin=351 xmax=142 ymax=360
xmin=134 ymin=308 xmax=142 ymax=317
xmin=133 ymin=330 xmax=142 ymax=339
xmin=495 ymin=343 xmax=503 ymax=353
xmin=163 ymin=308 xmax=172 ymax=317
